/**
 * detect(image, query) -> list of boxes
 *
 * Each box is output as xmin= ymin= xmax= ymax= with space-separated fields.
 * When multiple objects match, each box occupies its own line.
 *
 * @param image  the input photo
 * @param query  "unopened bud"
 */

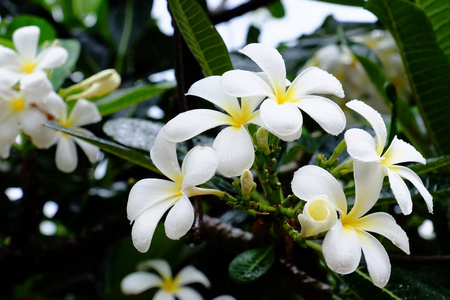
xmin=255 ymin=127 xmax=270 ymax=155
xmin=66 ymin=69 xmax=121 ymax=101
xmin=240 ymin=169 xmax=255 ymax=196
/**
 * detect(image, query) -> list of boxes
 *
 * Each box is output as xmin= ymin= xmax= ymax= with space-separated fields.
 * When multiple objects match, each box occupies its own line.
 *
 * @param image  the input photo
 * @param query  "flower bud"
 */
xmin=255 ymin=127 xmax=270 ymax=155
xmin=240 ymin=169 xmax=255 ymax=196
xmin=66 ymin=69 xmax=121 ymax=101
xmin=298 ymin=198 xmax=337 ymax=237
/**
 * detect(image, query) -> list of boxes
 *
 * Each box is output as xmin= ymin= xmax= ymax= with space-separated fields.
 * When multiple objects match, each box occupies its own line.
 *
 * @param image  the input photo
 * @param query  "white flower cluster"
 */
xmin=0 ymin=26 xmax=104 ymax=172
xmin=127 ymin=43 xmax=433 ymax=288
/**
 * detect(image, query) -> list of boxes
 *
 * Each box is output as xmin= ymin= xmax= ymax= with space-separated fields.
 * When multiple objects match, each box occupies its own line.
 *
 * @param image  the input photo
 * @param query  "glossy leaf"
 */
xmin=6 ymin=15 xmax=56 ymax=44
xmin=228 ymin=247 xmax=274 ymax=283
xmin=365 ymin=0 xmax=450 ymax=155
xmin=168 ymin=0 xmax=233 ymax=76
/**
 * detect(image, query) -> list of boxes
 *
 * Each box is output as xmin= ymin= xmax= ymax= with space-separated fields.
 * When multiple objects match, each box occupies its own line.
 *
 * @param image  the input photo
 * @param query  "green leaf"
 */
xmin=267 ymin=1 xmax=285 ymax=19
xmin=168 ymin=0 xmax=233 ymax=76
xmin=228 ymin=247 xmax=274 ymax=283
xmin=51 ymin=39 xmax=81 ymax=91
xmin=7 ymin=15 xmax=56 ymax=44
xmin=410 ymin=154 xmax=450 ymax=174
xmin=43 ymin=123 xmax=160 ymax=174
xmin=95 ymin=82 xmax=175 ymax=116
xmin=0 ymin=37 xmax=14 ymax=49
xmin=365 ymin=0 xmax=450 ymax=155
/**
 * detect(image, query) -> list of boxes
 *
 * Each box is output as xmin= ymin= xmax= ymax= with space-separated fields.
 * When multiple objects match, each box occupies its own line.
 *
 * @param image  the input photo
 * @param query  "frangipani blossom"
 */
xmin=292 ymin=164 xmax=409 ymax=288
xmin=221 ymin=43 xmax=346 ymax=141
xmin=296 ymin=198 xmax=337 ymax=237
xmin=0 ymin=73 xmax=53 ymax=157
xmin=121 ymin=259 xmax=210 ymax=300
xmin=42 ymin=93 xmax=101 ymax=173
xmin=345 ymin=100 xmax=433 ymax=215
xmin=165 ymin=76 xmax=263 ymax=177
xmin=0 ymin=26 xmax=68 ymax=86
xmin=127 ymin=127 xmax=222 ymax=253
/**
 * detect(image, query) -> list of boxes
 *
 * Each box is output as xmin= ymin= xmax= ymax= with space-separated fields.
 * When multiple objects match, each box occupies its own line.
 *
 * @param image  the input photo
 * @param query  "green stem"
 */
xmin=305 ymin=240 xmax=323 ymax=253
xmin=328 ymin=139 xmax=347 ymax=167
xmin=331 ymin=159 xmax=353 ymax=177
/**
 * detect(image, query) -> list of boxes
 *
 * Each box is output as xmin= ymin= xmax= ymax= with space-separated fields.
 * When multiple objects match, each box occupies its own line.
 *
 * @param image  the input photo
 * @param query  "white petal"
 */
xmin=36 ymin=46 xmax=68 ymax=69
xmin=296 ymin=95 xmax=346 ymax=135
xmin=21 ymin=72 xmax=53 ymax=101
xmin=221 ymin=70 xmax=274 ymax=98
xmin=344 ymin=128 xmax=380 ymax=162
xmin=241 ymin=96 xmax=264 ymax=115
xmin=291 ymin=165 xmax=347 ymax=214
xmin=121 ymin=271 xmax=163 ymax=295
xmin=176 ymin=265 xmax=211 ymax=287
xmin=55 ymin=135 xmax=78 ymax=173
xmin=165 ymin=109 xmax=230 ymax=142
xmin=131 ymin=200 xmax=176 ymax=253
xmin=137 ymin=259 xmax=173 ymax=278
xmin=213 ymin=126 xmax=254 ymax=177
xmin=154 ymin=290 xmax=176 ymax=300
xmin=382 ymin=136 xmax=426 ymax=165
xmin=357 ymin=230 xmax=391 ymax=288
xmin=20 ymin=108 xmax=46 ymax=137
xmin=30 ymin=125 xmax=58 ymax=149
xmin=127 ymin=178 xmax=180 ymax=222
xmin=0 ymin=67 xmax=21 ymax=86
xmin=322 ymin=221 xmax=361 ymax=274
xmin=240 ymin=43 xmax=286 ymax=95
xmin=0 ymin=46 xmax=20 ymax=67
xmin=260 ymin=99 xmax=303 ymax=141
xmin=150 ymin=127 xmax=182 ymax=182
xmin=174 ymin=287 xmax=204 ymax=300
xmin=353 ymin=212 xmax=410 ymax=254
xmin=386 ymin=168 xmax=413 ymax=215
xmin=13 ymin=26 xmax=39 ymax=59
xmin=73 ymin=136 xmax=99 ymax=163
xmin=298 ymin=198 xmax=338 ymax=237
xmin=181 ymin=146 xmax=218 ymax=188
xmin=390 ymin=166 xmax=433 ymax=214
xmin=164 ymin=194 xmax=194 ymax=240
xmin=347 ymin=161 xmax=384 ymax=220
xmin=290 ymin=67 xmax=344 ymax=98
xmin=187 ymin=76 xmax=241 ymax=114
xmin=40 ymin=91 xmax=67 ymax=119
xmin=68 ymin=99 xmax=101 ymax=127
xmin=0 ymin=117 xmax=19 ymax=143
xmin=346 ymin=100 xmax=387 ymax=154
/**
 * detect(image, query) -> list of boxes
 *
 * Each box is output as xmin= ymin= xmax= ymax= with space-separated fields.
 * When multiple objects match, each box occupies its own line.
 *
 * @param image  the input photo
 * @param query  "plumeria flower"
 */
xmin=165 ymin=76 xmax=263 ymax=177
xmin=221 ymin=43 xmax=346 ymax=141
xmin=121 ymin=259 xmax=210 ymax=300
xmin=0 ymin=73 xmax=53 ymax=157
xmin=292 ymin=164 xmax=409 ymax=288
xmin=0 ymin=25 xmax=68 ymax=86
xmin=42 ymin=93 xmax=101 ymax=173
xmin=344 ymin=100 xmax=433 ymax=215
xmin=127 ymin=127 xmax=223 ymax=253
xmin=296 ymin=198 xmax=337 ymax=237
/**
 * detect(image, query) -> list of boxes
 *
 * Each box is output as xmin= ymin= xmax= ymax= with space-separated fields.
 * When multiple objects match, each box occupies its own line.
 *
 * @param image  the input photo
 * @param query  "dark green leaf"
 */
xmin=228 ymin=247 xmax=274 ymax=283
xmin=365 ymin=0 xmax=450 ymax=155
xmin=410 ymin=155 xmax=450 ymax=174
xmin=267 ymin=1 xmax=285 ymax=19
xmin=43 ymin=122 xmax=160 ymax=174
xmin=51 ymin=39 xmax=81 ymax=91
xmin=168 ymin=0 xmax=233 ymax=76
xmin=95 ymin=82 xmax=175 ymax=116
xmin=7 ymin=15 xmax=56 ymax=44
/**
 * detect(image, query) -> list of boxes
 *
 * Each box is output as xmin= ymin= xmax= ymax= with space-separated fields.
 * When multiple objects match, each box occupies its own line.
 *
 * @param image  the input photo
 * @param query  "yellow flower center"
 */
xmin=161 ymin=277 xmax=179 ymax=293
xmin=307 ymin=200 xmax=329 ymax=221
xmin=10 ymin=97 xmax=26 ymax=113
xmin=21 ymin=59 xmax=38 ymax=74
xmin=274 ymin=85 xmax=296 ymax=105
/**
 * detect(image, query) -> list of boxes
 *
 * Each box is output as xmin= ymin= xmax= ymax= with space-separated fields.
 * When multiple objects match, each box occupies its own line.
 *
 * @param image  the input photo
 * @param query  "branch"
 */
xmin=210 ymin=0 xmax=278 ymax=25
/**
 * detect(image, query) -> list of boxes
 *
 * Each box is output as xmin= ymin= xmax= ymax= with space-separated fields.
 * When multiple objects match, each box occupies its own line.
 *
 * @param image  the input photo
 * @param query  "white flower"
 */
xmin=0 ymin=26 xmax=68 ymax=86
xmin=292 ymin=164 xmax=409 ymax=288
xmin=0 ymin=73 xmax=53 ymax=157
xmin=221 ymin=43 xmax=346 ymax=141
xmin=295 ymin=198 xmax=337 ymax=237
xmin=127 ymin=127 xmax=221 ymax=253
xmin=165 ymin=76 xmax=263 ymax=177
xmin=42 ymin=93 xmax=101 ymax=173
xmin=121 ymin=259 xmax=210 ymax=300
xmin=344 ymin=99 xmax=433 ymax=215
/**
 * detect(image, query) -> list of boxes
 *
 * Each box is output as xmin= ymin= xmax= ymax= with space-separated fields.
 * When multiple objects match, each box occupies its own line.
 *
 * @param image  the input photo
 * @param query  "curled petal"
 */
xmin=165 ymin=109 xmax=231 ymax=142
xmin=181 ymin=146 xmax=219 ymax=188
xmin=357 ymin=230 xmax=391 ymax=288
xmin=346 ymin=100 xmax=387 ymax=154
xmin=221 ymin=70 xmax=274 ymax=98
xmin=137 ymin=259 xmax=173 ymax=279
xmin=387 ymin=168 xmax=413 ymax=215
xmin=164 ymin=194 xmax=194 ymax=240
xmin=383 ymin=136 xmax=426 ymax=165
xmin=36 ymin=46 xmax=68 ymax=70
xmin=187 ymin=76 xmax=241 ymax=114
xmin=296 ymin=95 xmax=346 ymax=135
xmin=73 ymin=136 xmax=99 ymax=163
xmin=177 ymin=265 xmax=211 ymax=287
xmin=390 ymin=166 xmax=433 ymax=214
xmin=68 ymin=99 xmax=101 ymax=127
xmin=213 ymin=126 xmax=254 ymax=177
xmin=174 ymin=287 xmax=204 ymax=300
xmin=121 ymin=271 xmax=163 ymax=295
xmin=290 ymin=67 xmax=344 ymax=98
xmin=151 ymin=127 xmax=182 ymax=182
xmin=353 ymin=212 xmax=410 ymax=254
xmin=292 ymin=165 xmax=347 ymax=214
xmin=13 ymin=26 xmax=39 ymax=59
xmin=131 ymin=200 xmax=176 ymax=253
xmin=298 ymin=198 xmax=338 ymax=237
xmin=260 ymin=99 xmax=302 ymax=141
xmin=240 ymin=43 xmax=286 ymax=95
xmin=55 ymin=136 xmax=77 ymax=173
xmin=345 ymin=128 xmax=380 ymax=162
xmin=323 ymin=221 xmax=361 ymax=274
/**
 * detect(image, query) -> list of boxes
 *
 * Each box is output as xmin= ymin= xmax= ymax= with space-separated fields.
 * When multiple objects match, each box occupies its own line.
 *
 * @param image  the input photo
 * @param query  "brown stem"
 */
xmin=210 ymin=0 xmax=278 ymax=24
